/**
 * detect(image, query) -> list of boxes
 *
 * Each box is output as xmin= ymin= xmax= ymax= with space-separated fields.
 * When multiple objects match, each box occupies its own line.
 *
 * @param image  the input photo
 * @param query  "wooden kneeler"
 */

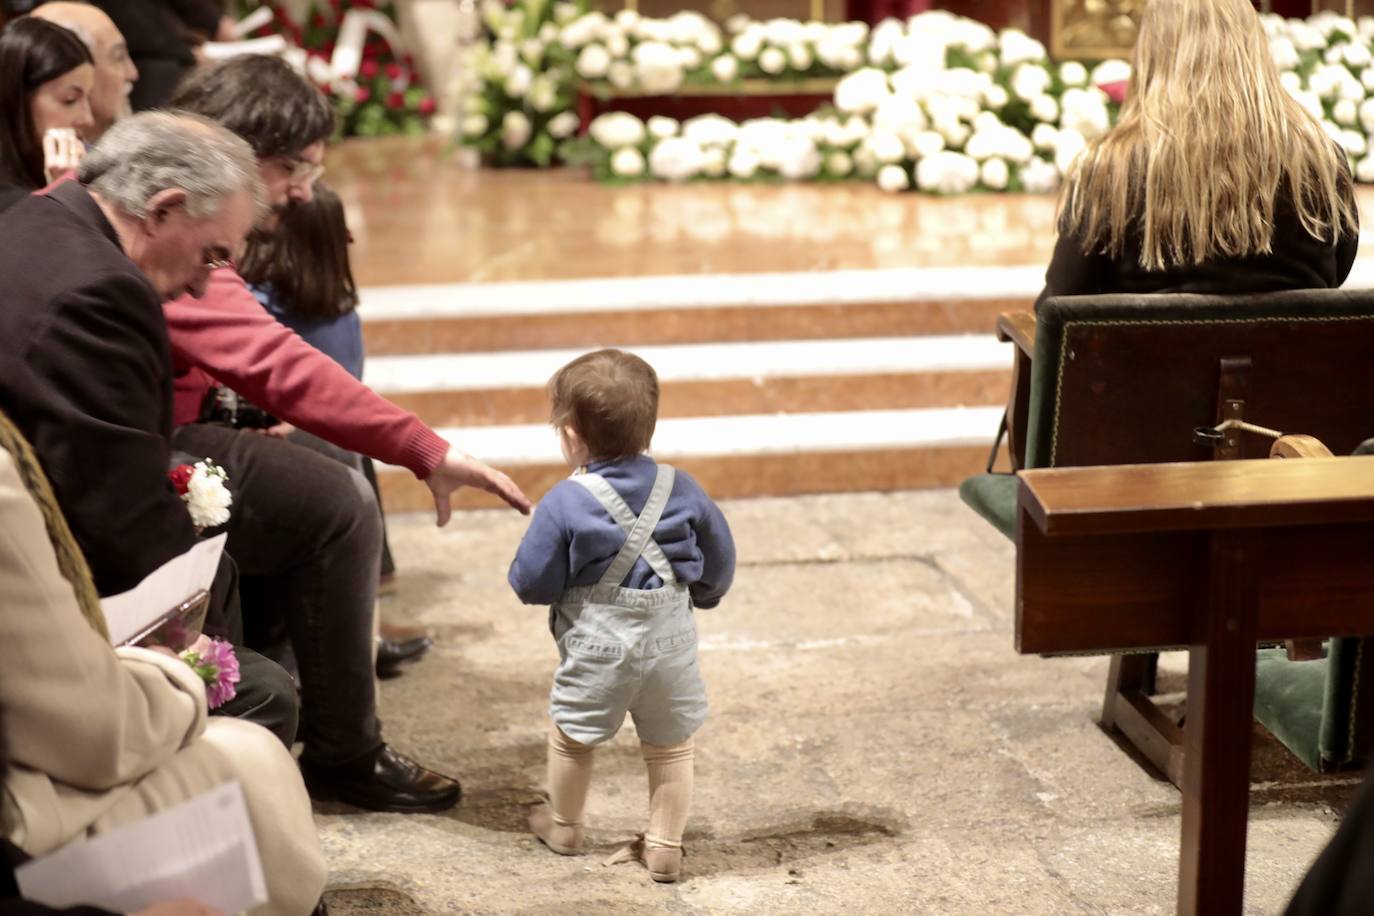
xmin=1016 ymin=456 xmax=1374 ymax=915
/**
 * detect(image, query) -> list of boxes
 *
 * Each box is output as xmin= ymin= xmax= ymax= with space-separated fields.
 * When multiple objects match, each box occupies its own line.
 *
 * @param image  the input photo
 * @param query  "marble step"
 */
xmin=376 ymin=405 xmax=1005 ymax=513
xmin=364 ymin=334 xmax=1013 ymax=427
xmin=358 ymin=266 xmax=1046 ymax=355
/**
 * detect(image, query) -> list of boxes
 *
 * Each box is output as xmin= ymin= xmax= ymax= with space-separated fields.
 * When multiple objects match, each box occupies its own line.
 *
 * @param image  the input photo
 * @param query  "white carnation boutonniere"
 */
xmin=168 ymin=459 xmax=232 ymax=529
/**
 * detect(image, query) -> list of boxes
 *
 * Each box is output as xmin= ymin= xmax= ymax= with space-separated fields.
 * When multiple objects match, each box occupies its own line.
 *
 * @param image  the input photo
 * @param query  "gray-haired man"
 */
xmin=0 ymin=111 xmax=299 ymax=744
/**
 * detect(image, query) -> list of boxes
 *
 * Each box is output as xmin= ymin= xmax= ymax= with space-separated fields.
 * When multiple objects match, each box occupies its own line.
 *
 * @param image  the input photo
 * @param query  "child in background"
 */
xmin=236 ymin=182 xmax=399 ymax=590
xmin=236 ymin=183 xmax=428 ymax=675
xmin=508 ymin=349 xmax=736 ymax=883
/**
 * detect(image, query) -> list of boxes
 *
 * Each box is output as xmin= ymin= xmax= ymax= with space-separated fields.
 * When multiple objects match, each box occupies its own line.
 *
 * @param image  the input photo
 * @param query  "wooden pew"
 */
xmin=962 ymin=290 xmax=1374 ymax=778
xmin=1017 ymin=456 xmax=1374 ymax=914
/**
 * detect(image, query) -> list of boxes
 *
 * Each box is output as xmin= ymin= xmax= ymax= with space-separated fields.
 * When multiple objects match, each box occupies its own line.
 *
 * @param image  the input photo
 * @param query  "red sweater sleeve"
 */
xmin=164 ymin=268 xmax=450 ymax=478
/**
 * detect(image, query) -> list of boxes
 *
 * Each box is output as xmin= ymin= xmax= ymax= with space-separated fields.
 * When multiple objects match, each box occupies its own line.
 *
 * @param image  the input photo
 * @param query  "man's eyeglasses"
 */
xmin=204 ymin=251 xmax=233 ymax=271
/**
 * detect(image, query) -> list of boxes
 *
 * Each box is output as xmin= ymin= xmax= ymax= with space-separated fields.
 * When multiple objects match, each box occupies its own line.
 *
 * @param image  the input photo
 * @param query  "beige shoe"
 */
xmin=529 ymin=802 xmax=584 ymax=855
xmin=644 ymin=844 xmax=683 ymax=883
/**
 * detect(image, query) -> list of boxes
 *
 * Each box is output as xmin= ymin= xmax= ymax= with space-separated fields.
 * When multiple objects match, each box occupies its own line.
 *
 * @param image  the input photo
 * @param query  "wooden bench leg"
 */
xmin=1102 ymin=653 xmax=1184 ymax=785
xmin=1177 ymin=530 xmax=1260 ymax=916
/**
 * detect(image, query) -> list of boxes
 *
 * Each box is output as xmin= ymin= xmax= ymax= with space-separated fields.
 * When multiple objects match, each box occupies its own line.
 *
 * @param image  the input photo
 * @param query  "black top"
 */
xmin=1035 ymin=179 xmax=1360 ymax=309
xmin=0 ymin=182 xmax=202 ymax=601
xmin=88 ymin=0 xmax=222 ymax=64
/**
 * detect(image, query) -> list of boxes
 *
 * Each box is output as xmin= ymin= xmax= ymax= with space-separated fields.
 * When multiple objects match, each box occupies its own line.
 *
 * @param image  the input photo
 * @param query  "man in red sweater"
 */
xmin=163 ymin=56 xmax=531 ymax=814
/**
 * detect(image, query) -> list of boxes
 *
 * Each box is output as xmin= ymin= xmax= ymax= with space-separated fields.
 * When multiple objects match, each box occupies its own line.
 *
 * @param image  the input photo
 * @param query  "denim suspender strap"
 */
xmin=569 ymin=466 xmax=678 ymax=587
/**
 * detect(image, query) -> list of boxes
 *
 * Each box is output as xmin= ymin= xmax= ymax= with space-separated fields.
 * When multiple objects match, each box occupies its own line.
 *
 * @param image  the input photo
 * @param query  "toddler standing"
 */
xmin=508 ymin=348 xmax=736 ymax=883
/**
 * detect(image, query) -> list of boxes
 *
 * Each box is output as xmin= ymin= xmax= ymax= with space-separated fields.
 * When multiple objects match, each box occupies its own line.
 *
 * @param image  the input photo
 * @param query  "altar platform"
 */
xmin=327 ymin=137 xmax=1374 ymax=512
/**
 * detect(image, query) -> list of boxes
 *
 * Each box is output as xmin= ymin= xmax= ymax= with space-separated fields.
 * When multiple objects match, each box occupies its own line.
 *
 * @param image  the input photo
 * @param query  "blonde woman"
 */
xmin=1036 ymin=0 xmax=1359 ymax=309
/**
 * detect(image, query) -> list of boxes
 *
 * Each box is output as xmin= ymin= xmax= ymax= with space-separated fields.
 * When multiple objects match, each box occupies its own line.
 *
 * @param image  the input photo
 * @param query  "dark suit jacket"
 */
xmin=0 ymin=181 xmax=200 ymax=600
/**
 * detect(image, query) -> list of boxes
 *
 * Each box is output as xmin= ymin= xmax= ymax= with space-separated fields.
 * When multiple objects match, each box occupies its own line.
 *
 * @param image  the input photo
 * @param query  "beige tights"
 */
xmin=545 ymin=725 xmax=696 ymax=848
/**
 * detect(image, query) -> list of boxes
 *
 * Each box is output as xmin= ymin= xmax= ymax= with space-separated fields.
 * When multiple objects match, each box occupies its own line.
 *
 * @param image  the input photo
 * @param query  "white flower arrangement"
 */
xmin=169 ymin=460 xmax=232 ymax=530
xmin=465 ymin=4 xmax=1374 ymax=194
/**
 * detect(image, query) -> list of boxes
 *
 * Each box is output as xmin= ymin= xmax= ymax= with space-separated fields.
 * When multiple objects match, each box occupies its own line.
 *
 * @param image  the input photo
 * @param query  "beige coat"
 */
xmin=0 ymin=448 xmax=327 ymax=914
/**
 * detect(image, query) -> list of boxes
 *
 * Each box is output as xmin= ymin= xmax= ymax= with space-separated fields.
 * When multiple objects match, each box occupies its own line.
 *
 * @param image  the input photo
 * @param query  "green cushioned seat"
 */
xmin=962 ymin=290 xmax=1374 ymax=774
xmin=1255 ymin=638 xmax=1374 ymax=772
xmin=958 ymin=474 xmax=1017 ymax=540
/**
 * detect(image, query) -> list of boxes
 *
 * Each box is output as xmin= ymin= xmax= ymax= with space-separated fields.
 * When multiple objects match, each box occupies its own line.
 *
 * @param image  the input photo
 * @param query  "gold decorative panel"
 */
xmin=1051 ymin=0 xmax=1142 ymax=60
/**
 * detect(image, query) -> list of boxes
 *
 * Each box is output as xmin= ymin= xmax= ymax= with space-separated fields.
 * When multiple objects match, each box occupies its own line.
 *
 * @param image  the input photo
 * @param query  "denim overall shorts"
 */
xmin=548 ymin=464 xmax=708 ymax=747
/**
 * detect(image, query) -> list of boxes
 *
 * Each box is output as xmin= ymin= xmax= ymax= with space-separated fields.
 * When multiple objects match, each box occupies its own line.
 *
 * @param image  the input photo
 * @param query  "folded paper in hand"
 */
xmin=15 ymin=780 xmax=268 ymax=912
xmin=99 ymin=533 xmax=226 ymax=646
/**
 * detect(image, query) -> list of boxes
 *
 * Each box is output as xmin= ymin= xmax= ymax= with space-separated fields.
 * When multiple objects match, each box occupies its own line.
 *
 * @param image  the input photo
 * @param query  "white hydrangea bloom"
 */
xmin=915 ymin=151 xmax=979 ymax=194
xmin=983 ymin=84 xmax=1010 ymax=109
xmin=981 ymin=157 xmax=1010 ymax=190
xmin=834 ymin=68 xmax=892 ymax=115
xmin=608 ymin=61 xmax=635 ymax=90
xmin=1020 ymin=157 xmax=1060 ymax=193
xmin=610 ymin=147 xmax=646 ymax=177
xmin=1011 ymin=63 xmax=1054 ymax=102
xmin=826 ymin=150 xmax=854 ymax=177
xmin=576 ymin=44 xmax=611 ymax=79
xmin=864 ymin=130 xmax=907 ymax=165
xmin=1335 ymin=98 xmax=1359 ymax=126
xmin=727 ymin=147 xmax=761 ymax=178
xmin=683 ymin=114 xmax=738 ymax=146
xmin=648 ymin=116 xmax=680 ymax=139
xmin=1030 ymin=122 xmax=1059 ymax=151
xmin=876 ymin=164 xmax=910 ymax=193
xmin=1030 ymin=94 xmax=1059 ymax=123
xmin=547 ymin=111 xmax=579 ymax=140
xmin=1268 ymin=37 xmax=1300 ymax=71
xmin=1356 ymin=153 xmax=1374 ymax=183
xmin=711 ymin=54 xmax=740 ymax=83
xmin=998 ymin=29 xmax=1046 ymax=67
xmin=503 ymin=64 xmax=533 ymax=98
xmin=912 ymin=131 xmax=946 ymax=158
xmin=1090 ymin=59 xmax=1131 ymax=86
xmin=701 ymin=146 xmax=727 ymax=177
xmin=462 ymin=113 xmax=488 ymax=137
xmin=1059 ymin=61 xmax=1089 ymax=87
xmin=649 ymin=137 xmax=705 ymax=181
xmin=1053 ymin=127 xmax=1088 ymax=174
xmin=501 ymin=110 xmax=531 ymax=149
xmin=1339 ymin=127 xmax=1368 ymax=157
xmin=589 ymin=112 xmax=647 ymax=148
xmin=731 ymin=28 xmax=763 ymax=61
xmin=633 ymin=42 xmax=686 ymax=95
xmin=759 ymin=47 xmax=788 ymax=75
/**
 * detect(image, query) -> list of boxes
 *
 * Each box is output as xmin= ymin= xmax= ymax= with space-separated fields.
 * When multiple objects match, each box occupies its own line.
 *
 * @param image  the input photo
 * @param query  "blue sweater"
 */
xmin=508 ymin=455 xmax=735 ymax=608
xmin=250 ymin=282 xmax=365 ymax=380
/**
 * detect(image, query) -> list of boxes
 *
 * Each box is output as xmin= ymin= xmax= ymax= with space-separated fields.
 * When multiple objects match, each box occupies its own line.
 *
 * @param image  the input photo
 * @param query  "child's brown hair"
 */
xmin=548 ymin=349 xmax=658 ymax=460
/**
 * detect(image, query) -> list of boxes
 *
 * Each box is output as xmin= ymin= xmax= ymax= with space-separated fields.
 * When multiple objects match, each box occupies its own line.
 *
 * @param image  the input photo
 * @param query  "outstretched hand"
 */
xmin=425 ymin=446 xmax=532 ymax=526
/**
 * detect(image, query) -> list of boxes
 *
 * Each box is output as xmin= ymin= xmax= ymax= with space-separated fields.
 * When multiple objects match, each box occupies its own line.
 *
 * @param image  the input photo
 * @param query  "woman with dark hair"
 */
xmin=0 ymin=17 xmax=94 ymax=212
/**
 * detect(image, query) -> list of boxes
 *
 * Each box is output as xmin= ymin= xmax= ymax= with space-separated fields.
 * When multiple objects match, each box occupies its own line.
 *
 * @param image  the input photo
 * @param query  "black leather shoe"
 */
xmin=302 ymin=744 xmax=462 ymax=813
xmin=311 ymin=901 xmax=329 ymax=916
xmin=376 ymin=635 xmax=433 ymax=679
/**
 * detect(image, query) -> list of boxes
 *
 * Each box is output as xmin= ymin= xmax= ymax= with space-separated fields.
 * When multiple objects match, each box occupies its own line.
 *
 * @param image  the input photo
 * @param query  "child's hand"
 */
xmin=42 ymin=128 xmax=83 ymax=183
xmin=426 ymin=446 xmax=532 ymax=525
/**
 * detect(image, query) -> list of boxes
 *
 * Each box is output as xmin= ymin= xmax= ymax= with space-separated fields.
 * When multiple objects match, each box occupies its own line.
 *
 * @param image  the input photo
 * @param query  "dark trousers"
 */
xmin=1286 ymin=769 xmax=1374 ymax=915
xmin=201 ymin=549 xmax=299 ymax=748
xmin=173 ymin=423 xmax=383 ymax=766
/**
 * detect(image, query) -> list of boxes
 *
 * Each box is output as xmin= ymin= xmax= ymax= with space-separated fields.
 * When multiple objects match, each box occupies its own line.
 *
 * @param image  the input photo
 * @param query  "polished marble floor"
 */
xmin=327 ymin=136 xmax=1374 ymax=290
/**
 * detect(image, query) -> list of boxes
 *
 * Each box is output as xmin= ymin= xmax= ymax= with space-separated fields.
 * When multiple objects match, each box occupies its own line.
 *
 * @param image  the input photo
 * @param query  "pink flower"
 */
xmin=1099 ymin=80 xmax=1128 ymax=104
xmin=181 ymin=638 xmax=240 ymax=709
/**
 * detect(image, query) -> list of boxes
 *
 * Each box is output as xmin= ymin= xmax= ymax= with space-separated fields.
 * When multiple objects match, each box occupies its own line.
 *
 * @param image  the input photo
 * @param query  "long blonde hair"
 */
xmin=1063 ymin=0 xmax=1356 ymax=270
